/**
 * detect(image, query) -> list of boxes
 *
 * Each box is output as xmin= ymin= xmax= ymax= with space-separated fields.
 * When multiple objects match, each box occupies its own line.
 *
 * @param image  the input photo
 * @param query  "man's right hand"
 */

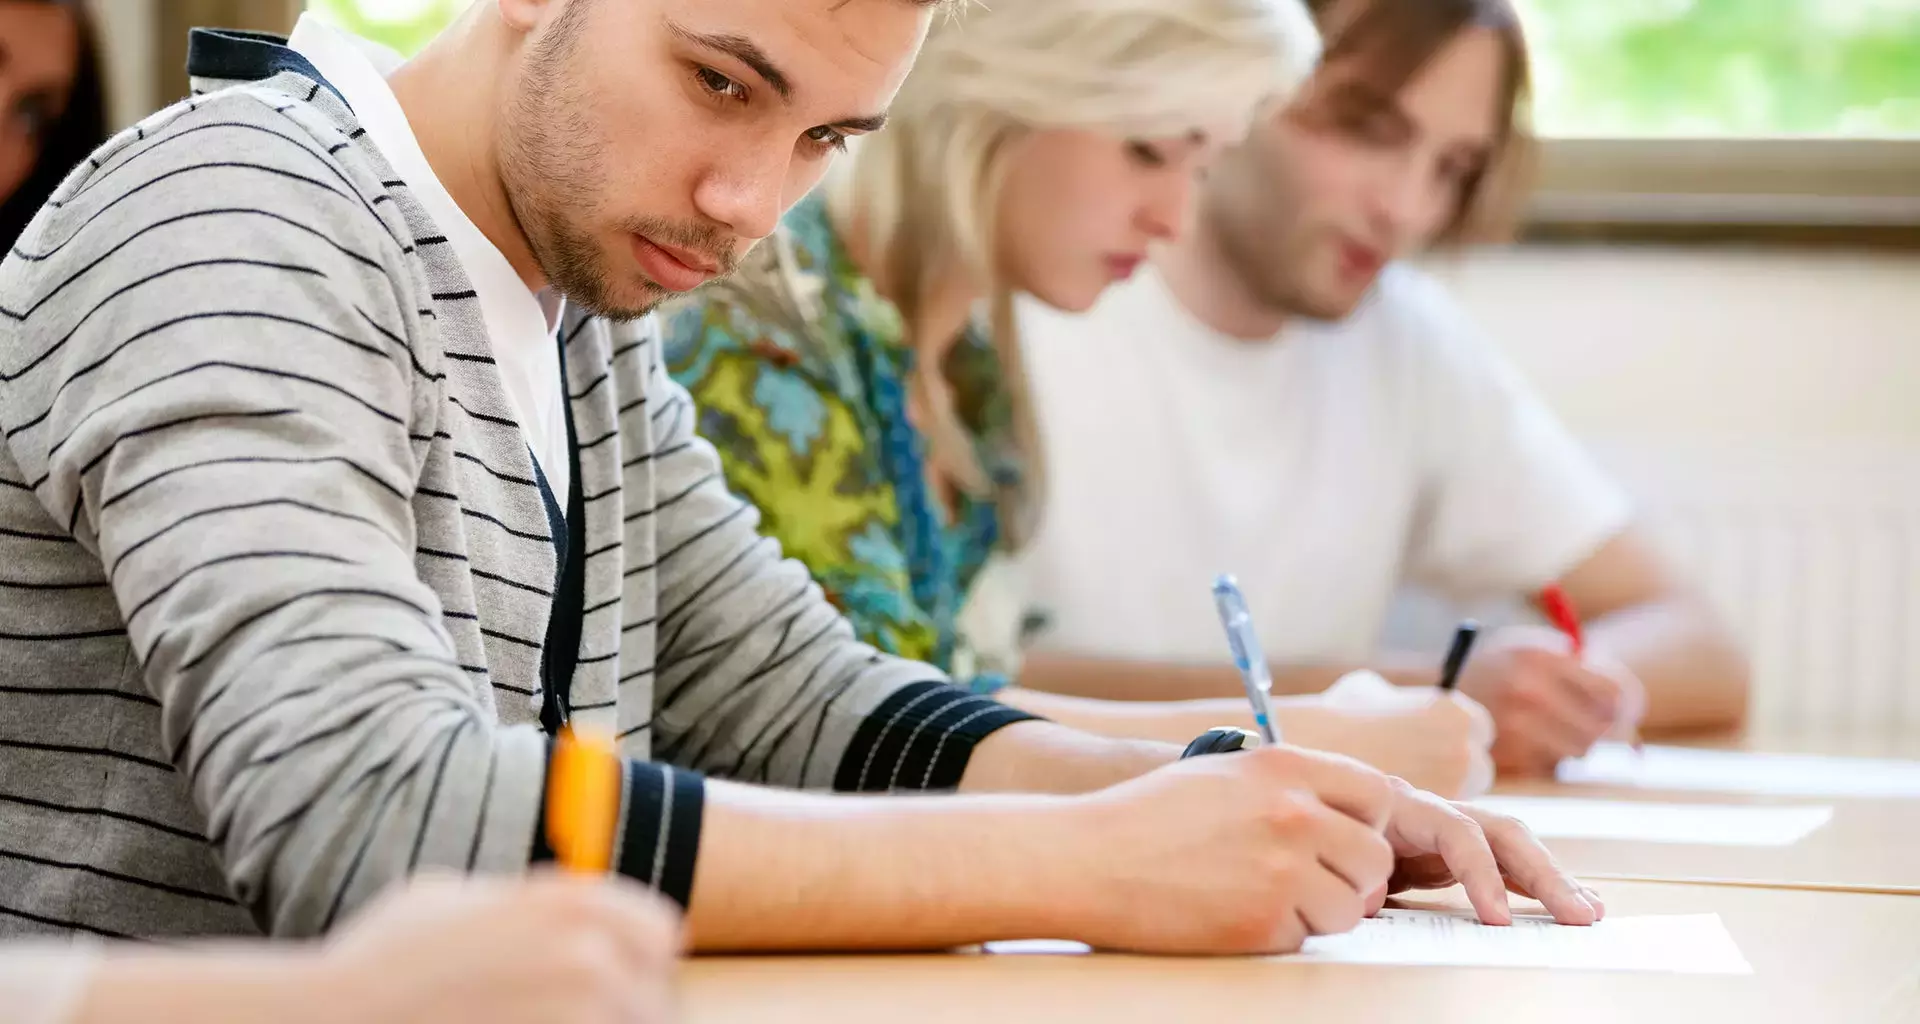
xmin=1071 ymin=746 xmax=1397 ymax=954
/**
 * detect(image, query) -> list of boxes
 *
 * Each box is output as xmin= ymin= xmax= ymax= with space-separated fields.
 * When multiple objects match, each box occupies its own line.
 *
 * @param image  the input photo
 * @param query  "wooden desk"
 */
xmin=681 ymin=881 xmax=1920 ymax=1024
xmin=1496 ymin=730 xmax=1920 ymax=893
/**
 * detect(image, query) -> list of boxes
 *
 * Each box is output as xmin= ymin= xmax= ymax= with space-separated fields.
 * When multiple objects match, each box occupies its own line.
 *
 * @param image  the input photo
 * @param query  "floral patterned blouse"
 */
xmin=661 ymin=194 xmax=1020 ymax=690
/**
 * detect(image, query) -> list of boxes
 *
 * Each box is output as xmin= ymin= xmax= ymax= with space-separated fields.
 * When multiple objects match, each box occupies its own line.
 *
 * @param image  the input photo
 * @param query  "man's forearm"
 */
xmin=955 ymin=720 xmax=1178 ymax=793
xmin=683 ymin=721 xmax=1179 ymax=951
xmin=1588 ymin=597 xmax=1750 ymax=731
xmin=1017 ymin=651 xmax=1437 ymax=702
xmin=995 ymin=688 xmax=1364 ymax=748
xmin=684 ymin=778 xmax=1105 ymax=951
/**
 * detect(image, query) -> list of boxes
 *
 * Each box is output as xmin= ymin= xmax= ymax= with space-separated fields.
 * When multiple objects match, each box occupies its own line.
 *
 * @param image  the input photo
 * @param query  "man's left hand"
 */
xmin=1363 ymin=779 xmax=1605 ymax=926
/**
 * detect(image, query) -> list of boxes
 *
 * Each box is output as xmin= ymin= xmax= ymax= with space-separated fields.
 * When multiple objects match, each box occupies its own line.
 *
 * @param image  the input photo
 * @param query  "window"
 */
xmin=1519 ymin=0 xmax=1920 ymax=138
xmin=307 ymin=0 xmax=469 ymax=58
xmin=304 ymin=0 xmax=1918 ymax=235
xmin=1513 ymin=0 xmax=1920 ymax=235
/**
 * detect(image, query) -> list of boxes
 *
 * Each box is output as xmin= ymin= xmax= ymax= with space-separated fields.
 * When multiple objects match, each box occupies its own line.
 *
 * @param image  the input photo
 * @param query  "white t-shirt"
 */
xmin=1016 ymin=262 xmax=1632 ymax=669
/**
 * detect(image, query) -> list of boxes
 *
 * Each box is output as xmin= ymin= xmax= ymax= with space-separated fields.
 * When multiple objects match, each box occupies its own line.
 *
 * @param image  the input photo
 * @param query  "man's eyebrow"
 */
xmin=1337 ymin=82 xmax=1405 ymax=117
xmin=833 ymin=114 xmax=888 ymax=133
xmin=665 ymin=19 xmax=791 ymax=100
xmin=1326 ymin=81 xmax=1416 ymax=131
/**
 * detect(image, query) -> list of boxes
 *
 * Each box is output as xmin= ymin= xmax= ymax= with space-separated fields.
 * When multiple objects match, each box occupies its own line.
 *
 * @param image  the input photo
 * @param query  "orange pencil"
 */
xmin=545 ymin=724 xmax=620 ymax=874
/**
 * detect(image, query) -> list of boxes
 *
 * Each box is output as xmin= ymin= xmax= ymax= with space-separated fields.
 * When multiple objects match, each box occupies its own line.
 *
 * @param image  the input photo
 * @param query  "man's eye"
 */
xmin=695 ymin=67 xmax=746 ymax=102
xmin=1127 ymin=140 xmax=1167 ymax=168
xmin=804 ymin=125 xmax=849 ymax=153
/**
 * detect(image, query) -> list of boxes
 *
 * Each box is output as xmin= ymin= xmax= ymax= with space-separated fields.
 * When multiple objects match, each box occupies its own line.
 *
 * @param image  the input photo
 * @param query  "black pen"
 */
xmin=1438 ymin=620 xmax=1479 ymax=691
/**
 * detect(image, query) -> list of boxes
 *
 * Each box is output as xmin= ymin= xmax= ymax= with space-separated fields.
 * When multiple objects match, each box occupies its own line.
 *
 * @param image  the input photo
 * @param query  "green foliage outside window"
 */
xmin=306 ymin=0 xmax=470 ymax=60
xmin=1515 ymin=0 xmax=1920 ymax=136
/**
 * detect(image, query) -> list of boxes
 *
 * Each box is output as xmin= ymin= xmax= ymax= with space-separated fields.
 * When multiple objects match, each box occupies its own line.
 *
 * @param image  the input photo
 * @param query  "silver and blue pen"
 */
xmin=1211 ymin=574 xmax=1282 ymax=746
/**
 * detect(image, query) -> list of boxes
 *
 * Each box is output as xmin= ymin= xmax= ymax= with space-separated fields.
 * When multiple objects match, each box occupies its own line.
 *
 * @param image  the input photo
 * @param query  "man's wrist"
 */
xmin=1090 ymin=734 xmax=1183 ymax=789
xmin=981 ymin=793 xmax=1134 ymax=944
xmin=959 ymin=720 xmax=1179 ymax=794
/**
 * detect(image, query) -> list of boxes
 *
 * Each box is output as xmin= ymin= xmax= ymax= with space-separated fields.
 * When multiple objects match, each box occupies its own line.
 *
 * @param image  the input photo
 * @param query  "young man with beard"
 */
xmin=0 ymin=0 xmax=1597 ymax=953
xmin=1018 ymin=0 xmax=1751 ymax=776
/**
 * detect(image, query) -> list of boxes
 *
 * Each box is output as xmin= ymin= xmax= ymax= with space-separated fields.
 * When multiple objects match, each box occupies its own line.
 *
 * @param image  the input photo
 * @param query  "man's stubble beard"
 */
xmin=499 ymin=73 xmax=656 ymax=319
xmin=1204 ymin=186 xmax=1362 ymax=326
xmin=500 ymin=100 xmax=748 ymax=322
xmin=496 ymin=1 xmax=749 ymax=323
xmin=497 ymin=0 xmax=675 ymax=322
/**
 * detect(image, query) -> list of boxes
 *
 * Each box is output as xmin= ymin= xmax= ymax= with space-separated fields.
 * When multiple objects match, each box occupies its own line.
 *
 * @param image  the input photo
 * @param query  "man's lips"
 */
xmin=630 ymin=234 xmax=721 ymax=291
xmin=1336 ymin=238 xmax=1385 ymax=282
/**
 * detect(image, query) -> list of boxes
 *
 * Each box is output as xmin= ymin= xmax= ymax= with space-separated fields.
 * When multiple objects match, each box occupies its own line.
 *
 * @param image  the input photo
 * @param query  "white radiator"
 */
xmin=1593 ymin=439 xmax=1920 ymax=735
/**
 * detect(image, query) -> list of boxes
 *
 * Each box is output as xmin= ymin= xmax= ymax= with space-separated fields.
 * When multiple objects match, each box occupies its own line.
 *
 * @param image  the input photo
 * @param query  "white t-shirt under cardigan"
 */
xmin=291 ymin=14 xmax=571 ymax=505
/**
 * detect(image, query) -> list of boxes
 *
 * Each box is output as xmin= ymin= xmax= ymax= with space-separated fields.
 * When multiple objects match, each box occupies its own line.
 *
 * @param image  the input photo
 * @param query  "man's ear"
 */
xmin=496 ymin=0 xmax=565 ymax=36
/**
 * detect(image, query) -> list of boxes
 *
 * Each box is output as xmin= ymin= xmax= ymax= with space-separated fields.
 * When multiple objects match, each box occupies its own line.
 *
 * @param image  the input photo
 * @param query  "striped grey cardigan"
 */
xmin=0 ymin=29 xmax=1029 ymax=940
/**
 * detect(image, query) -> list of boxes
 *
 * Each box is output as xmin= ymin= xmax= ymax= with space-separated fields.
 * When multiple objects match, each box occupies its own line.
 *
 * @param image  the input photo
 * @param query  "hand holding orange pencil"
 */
xmin=546 ymin=724 xmax=620 ymax=874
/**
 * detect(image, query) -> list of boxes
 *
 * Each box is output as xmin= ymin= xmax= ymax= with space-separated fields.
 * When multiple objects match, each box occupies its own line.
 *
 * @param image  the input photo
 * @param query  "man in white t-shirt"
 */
xmin=1015 ymin=0 xmax=1750 ymax=775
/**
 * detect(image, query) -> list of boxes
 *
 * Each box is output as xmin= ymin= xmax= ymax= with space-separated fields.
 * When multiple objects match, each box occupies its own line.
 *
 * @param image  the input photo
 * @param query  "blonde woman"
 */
xmin=662 ymin=0 xmax=1491 ymax=796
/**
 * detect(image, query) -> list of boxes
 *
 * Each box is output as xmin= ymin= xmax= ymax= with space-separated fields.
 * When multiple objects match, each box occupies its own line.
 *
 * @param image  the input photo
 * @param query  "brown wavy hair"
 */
xmin=1304 ymin=0 xmax=1535 ymax=243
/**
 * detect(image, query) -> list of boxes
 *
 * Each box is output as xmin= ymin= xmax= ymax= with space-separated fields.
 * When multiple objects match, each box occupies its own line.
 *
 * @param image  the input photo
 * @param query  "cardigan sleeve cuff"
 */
xmin=531 ymin=745 xmax=705 ymax=909
xmin=832 ymin=680 xmax=1039 ymax=793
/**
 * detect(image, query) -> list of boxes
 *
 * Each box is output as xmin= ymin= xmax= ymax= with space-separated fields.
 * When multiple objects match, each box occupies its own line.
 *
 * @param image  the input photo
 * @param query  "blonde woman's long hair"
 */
xmin=828 ymin=0 xmax=1322 ymax=550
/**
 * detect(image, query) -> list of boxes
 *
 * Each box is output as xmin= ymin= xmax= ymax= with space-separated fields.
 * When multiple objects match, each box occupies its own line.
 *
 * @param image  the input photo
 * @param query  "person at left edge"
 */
xmin=0 ymin=0 xmax=106 ymax=248
xmin=0 ymin=0 xmax=1595 ymax=954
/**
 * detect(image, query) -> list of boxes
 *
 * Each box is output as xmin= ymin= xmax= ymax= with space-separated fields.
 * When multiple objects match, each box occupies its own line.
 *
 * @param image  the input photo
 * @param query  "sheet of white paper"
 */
xmin=1474 ymin=795 xmax=1833 ymax=846
xmin=1558 ymin=743 xmax=1920 ymax=798
xmin=983 ymin=939 xmax=1093 ymax=955
xmin=984 ymin=912 xmax=1752 ymax=975
xmin=1286 ymin=910 xmax=1751 ymax=975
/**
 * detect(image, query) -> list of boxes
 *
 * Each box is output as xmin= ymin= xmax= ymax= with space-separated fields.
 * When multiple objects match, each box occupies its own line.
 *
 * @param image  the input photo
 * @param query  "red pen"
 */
xmin=1540 ymin=582 xmax=1639 ymax=750
xmin=1538 ymin=582 xmax=1584 ymax=657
